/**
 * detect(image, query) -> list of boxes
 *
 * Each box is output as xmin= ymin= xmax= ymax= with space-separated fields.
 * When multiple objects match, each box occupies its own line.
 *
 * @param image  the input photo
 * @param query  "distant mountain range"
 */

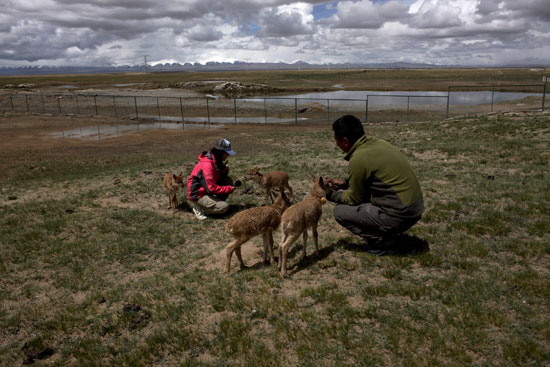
xmin=0 ymin=61 xmax=455 ymax=76
xmin=1 ymin=60 xmax=547 ymax=76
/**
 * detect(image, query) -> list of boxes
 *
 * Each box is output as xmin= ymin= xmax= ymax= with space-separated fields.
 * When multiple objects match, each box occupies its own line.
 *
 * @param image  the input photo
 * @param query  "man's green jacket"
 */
xmin=327 ymin=134 xmax=424 ymax=219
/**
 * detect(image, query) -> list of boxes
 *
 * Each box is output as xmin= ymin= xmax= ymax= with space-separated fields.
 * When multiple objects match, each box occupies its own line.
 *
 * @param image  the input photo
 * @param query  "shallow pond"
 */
xmin=250 ymin=90 xmax=542 ymax=106
xmin=50 ymin=122 xmax=220 ymax=140
xmin=49 ymin=115 xmax=304 ymax=140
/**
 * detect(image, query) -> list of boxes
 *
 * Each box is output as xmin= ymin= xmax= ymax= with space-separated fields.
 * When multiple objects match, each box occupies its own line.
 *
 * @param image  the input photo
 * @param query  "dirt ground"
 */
xmin=0 ymin=111 xmax=328 ymax=171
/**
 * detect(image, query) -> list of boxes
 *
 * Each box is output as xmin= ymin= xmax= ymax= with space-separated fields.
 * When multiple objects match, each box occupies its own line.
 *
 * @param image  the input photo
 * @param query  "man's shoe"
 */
xmin=193 ymin=205 xmax=208 ymax=220
xmin=362 ymin=235 xmax=400 ymax=256
xmin=377 ymin=235 xmax=400 ymax=249
xmin=364 ymin=235 xmax=399 ymax=249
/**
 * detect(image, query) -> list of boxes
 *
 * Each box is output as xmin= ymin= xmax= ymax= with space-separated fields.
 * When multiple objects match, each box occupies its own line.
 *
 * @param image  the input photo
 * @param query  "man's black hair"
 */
xmin=332 ymin=115 xmax=365 ymax=145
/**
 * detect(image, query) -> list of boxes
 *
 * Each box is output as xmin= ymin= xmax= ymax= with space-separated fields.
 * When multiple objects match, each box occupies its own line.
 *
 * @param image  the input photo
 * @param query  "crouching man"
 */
xmin=325 ymin=115 xmax=425 ymax=250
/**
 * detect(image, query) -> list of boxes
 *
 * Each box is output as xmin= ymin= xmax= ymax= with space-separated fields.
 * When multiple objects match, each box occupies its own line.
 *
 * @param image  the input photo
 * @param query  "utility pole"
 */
xmin=143 ymin=55 xmax=150 ymax=72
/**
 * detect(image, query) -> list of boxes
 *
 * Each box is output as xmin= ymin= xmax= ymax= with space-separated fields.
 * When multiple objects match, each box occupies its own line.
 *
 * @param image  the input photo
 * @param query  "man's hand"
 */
xmin=233 ymin=180 xmax=242 ymax=188
xmin=327 ymin=178 xmax=346 ymax=190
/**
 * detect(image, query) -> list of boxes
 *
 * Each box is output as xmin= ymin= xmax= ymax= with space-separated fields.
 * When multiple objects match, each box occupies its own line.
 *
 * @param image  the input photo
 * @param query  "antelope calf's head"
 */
xmin=244 ymin=167 xmax=262 ymax=181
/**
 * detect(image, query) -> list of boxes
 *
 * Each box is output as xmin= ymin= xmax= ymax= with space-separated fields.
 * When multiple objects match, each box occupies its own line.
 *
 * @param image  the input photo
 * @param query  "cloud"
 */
xmin=186 ymin=24 xmax=224 ymax=42
xmin=332 ymin=0 xmax=410 ymax=29
xmin=477 ymin=0 xmax=550 ymax=22
xmin=256 ymin=3 xmax=315 ymax=37
xmin=408 ymin=0 xmax=464 ymax=29
xmin=0 ymin=0 xmax=548 ymax=67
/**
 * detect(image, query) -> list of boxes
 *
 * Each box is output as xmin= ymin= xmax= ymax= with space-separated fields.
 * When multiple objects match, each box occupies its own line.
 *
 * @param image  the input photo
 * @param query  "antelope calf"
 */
xmin=245 ymin=167 xmax=295 ymax=205
xmin=278 ymin=176 xmax=330 ymax=277
xmin=225 ymin=192 xmax=291 ymax=273
xmin=163 ymin=172 xmax=184 ymax=210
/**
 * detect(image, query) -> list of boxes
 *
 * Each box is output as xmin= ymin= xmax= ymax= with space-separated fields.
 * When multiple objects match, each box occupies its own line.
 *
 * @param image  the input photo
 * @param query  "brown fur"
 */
xmin=163 ymin=172 xmax=184 ymax=210
xmin=245 ymin=167 xmax=296 ymax=205
xmin=224 ymin=193 xmax=291 ymax=273
xmin=278 ymin=176 xmax=331 ymax=277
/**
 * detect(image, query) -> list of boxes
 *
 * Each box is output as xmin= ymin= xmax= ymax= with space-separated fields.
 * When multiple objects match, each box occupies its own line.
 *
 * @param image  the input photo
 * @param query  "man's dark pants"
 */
xmin=333 ymin=203 xmax=421 ymax=246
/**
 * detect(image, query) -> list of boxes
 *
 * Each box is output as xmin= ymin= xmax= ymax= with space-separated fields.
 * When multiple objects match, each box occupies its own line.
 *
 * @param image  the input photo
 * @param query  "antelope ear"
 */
xmin=173 ymin=174 xmax=177 ymax=179
xmin=319 ymin=176 xmax=324 ymax=184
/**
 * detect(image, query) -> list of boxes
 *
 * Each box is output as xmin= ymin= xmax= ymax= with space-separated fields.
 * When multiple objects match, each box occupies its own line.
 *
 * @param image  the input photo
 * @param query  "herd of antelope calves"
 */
xmin=163 ymin=168 xmax=330 ymax=277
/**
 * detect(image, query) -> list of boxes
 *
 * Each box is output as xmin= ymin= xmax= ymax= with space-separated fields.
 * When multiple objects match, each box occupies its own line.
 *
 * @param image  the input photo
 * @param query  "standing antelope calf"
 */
xmin=278 ymin=176 xmax=330 ymax=277
xmin=245 ymin=167 xmax=296 ymax=205
xmin=163 ymin=172 xmax=184 ymax=210
xmin=225 ymin=192 xmax=291 ymax=274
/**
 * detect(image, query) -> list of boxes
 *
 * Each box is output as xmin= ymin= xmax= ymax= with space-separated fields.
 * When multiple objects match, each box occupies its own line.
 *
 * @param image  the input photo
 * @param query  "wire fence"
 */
xmin=1 ymin=83 xmax=547 ymax=131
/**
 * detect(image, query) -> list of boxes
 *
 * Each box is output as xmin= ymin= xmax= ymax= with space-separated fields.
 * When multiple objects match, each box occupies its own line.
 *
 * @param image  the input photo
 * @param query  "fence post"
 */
xmin=25 ymin=95 xmax=29 ymax=112
xmin=366 ymin=97 xmax=369 ymax=124
xmin=156 ymin=97 xmax=160 ymax=122
xmin=40 ymin=94 xmax=45 ymax=113
xmin=76 ymin=95 xmax=80 ymax=115
xmin=179 ymin=97 xmax=184 ymax=126
xmin=134 ymin=96 xmax=139 ymax=118
xmin=264 ymin=99 xmax=267 ymax=123
xmin=113 ymin=96 xmax=117 ymax=117
xmin=10 ymin=95 xmax=13 ymax=111
xmin=57 ymin=96 xmax=62 ymax=114
xmin=327 ymin=99 xmax=330 ymax=124
xmin=542 ymin=82 xmax=546 ymax=111
xmin=446 ymin=87 xmax=451 ymax=119
xmin=94 ymin=95 xmax=98 ymax=115
xmin=491 ymin=86 xmax=495 ymax=112
xmin=206 ymin=98 xmax=211 ymax=126
xmin=234 ymin=99 xmax=237 ymax=124
xmin=407 ymin=96 xmax=410 ymax=122
xmin=294 ymin=98 xmax=298 ymax=124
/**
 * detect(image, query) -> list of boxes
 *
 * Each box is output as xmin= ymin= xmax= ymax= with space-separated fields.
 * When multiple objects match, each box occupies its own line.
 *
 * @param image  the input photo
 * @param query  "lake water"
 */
xmin=49 ymin=115 xmax=303 ymax=140
xmin=114 ymin=83 xmax=144 ymax=87
xmin=50 ymin=122 xmax=220 ymax=140
xmin=250 ymin=90 xmax=542 ymax=106
xmin=138 ymin=114 xmax=306 ymax=124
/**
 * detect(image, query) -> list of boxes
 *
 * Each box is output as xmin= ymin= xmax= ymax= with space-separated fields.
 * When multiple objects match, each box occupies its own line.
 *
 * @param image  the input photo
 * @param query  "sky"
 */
xmin=1 ymin=0 xmax=549 ymax=68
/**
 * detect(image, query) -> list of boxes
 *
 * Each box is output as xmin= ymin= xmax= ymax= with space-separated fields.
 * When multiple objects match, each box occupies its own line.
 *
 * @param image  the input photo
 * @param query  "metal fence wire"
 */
xmin=1 ymin=83 xmax=547 ymax=126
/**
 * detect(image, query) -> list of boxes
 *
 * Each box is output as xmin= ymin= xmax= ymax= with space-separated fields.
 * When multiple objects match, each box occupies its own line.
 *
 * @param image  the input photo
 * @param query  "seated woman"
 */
xmin=187 ymin=138 xmax=238 ymax=220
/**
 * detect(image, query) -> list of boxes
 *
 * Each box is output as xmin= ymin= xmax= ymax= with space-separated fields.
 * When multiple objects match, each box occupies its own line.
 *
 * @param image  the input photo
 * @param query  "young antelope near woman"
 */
xmin=245 ymin=167 xmax=296 ymax=205
xmin=278 ymin=176 xmax=330 ymax=277
xmin=163 ymin=172 xmax=184 ymax=210
xmin=225 ymin=192 xmax=291 ymax=274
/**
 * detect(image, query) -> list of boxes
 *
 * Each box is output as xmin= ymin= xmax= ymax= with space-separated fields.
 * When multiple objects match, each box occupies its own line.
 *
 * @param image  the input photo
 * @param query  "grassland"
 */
xmin=1 ymin=67 xmax=549 ymax=93
xmin=0 ymin=103 xmax=549 ymax=366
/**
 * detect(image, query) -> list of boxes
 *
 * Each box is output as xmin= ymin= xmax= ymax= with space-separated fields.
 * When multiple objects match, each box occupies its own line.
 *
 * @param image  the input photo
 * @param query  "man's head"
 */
xmin=332 ymin=115 xmax=365 ymax=153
